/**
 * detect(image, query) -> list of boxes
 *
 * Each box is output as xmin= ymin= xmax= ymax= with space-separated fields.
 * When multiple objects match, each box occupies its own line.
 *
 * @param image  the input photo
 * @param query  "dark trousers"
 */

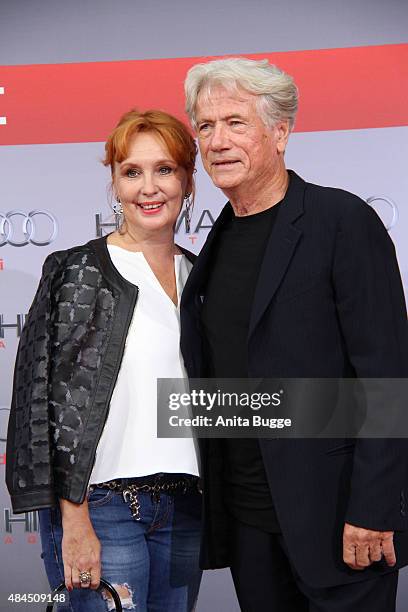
xmin=229 ymin=518 xmax=399 ymax=612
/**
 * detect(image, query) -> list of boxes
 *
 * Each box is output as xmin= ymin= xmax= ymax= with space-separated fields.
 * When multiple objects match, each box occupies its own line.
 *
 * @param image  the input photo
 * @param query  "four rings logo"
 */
xmin=0 ymin=210 xmax=58 ymax=247
xmin=367 ymin=196 xmax=398 ymax=231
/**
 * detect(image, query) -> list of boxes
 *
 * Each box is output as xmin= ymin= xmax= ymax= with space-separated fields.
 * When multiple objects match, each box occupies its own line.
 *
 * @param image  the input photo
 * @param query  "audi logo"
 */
xmin=0 ymin=210 xmax=58 ymax=247
xmin=367 ymin=196 xmax=399 ymax=231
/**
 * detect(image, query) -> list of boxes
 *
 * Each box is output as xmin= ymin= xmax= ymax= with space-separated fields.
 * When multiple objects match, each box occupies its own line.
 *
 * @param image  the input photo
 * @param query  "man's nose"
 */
xmin=209 ymin=123 xmax=229 ymax=151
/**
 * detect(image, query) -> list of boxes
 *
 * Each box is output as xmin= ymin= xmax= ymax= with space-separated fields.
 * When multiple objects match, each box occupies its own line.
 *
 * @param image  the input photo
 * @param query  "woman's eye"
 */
xmin=158 ymin=166 xmax=173 ymax=175
xmin=126 ymin=168 xmax=139 ymax=177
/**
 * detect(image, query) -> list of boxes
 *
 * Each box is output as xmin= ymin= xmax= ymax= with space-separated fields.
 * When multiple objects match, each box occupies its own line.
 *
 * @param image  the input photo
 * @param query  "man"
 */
xmin=180 ymin=58 xmax=408 ymax=611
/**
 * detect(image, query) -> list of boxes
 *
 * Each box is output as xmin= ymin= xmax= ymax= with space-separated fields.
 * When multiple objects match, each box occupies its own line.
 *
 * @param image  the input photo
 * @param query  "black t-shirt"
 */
xmin=201 ymin=202 xmax=282 ymax=532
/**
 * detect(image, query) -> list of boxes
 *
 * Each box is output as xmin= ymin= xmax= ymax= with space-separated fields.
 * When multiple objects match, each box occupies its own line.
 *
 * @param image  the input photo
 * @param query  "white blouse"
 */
xmin=89 ymin=245 xmax=199 ymax=484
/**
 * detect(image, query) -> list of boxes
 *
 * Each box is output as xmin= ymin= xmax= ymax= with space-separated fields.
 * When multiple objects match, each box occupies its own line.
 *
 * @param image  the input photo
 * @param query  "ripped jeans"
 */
xmin=39 ymin=479 xmax=202 ymax=611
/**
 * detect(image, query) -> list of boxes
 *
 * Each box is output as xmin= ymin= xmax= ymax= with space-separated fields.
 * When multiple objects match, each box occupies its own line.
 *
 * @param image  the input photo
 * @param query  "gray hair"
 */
xmin=184 ymin=57 xmax=298 ymax=131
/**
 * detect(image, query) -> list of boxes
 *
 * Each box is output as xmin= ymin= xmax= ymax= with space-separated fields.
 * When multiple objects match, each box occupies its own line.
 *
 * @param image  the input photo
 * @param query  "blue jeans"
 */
xmin=39 ymin=479 xmax=202 ymax=611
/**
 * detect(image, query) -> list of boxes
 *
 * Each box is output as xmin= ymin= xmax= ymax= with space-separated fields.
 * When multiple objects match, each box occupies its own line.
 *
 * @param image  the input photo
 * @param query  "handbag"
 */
xmin=45 ymin=578 xmax=123 ymax=611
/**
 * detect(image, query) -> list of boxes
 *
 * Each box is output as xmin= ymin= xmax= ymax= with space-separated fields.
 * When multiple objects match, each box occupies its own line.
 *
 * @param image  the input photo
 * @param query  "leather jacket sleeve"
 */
xmin=6 ymin=252 xmax=61 ymax=513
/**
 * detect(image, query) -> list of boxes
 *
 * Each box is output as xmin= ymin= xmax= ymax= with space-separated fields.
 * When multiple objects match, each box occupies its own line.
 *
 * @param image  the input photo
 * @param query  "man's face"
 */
xmin=195 ymin=85 xmax=288 ymax=194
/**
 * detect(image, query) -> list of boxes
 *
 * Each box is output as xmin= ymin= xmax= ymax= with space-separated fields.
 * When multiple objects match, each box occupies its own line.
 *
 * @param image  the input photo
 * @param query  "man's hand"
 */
xmin=343 ymin=522 xmax=396 ymax=570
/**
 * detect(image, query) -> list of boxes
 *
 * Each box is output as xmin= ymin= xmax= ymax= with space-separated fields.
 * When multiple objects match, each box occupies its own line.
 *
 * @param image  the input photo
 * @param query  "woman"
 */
xmin=6 ymin=109 xmax=202 ymax=611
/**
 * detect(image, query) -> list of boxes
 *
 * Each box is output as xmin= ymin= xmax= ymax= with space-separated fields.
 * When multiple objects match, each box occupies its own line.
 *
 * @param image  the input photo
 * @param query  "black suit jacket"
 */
xmin=180 ymin=170 xmax=408 ymax=588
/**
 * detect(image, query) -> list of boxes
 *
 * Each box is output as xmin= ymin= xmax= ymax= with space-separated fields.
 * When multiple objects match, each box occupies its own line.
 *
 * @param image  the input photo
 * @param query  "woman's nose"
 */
xmin=141 ymin=172 xmax=159 ymax=195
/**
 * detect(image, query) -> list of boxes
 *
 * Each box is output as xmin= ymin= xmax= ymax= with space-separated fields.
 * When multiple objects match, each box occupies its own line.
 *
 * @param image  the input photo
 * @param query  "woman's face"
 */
xmin=113 ymin=132 xmax=191 ymax=236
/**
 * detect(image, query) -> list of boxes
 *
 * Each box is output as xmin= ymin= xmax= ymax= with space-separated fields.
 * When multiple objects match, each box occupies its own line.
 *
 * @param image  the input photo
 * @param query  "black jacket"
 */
xmin=6 ymin=236 xmax=194 ymax=513
xmin=180 ymin=171 xmax=408 ymax=588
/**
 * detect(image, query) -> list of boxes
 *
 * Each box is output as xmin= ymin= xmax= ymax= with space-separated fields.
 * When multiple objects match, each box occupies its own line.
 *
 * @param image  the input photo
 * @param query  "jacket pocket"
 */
xmin=274 ymin=272 xmax=326 ymax=304
xmin=325 ymin=442 xmax=356 ymax=456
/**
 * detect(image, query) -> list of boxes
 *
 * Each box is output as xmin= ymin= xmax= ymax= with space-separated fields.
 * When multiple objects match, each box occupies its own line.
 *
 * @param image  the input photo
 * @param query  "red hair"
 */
xmin=103 ymin=109 xmax=197 ymax=186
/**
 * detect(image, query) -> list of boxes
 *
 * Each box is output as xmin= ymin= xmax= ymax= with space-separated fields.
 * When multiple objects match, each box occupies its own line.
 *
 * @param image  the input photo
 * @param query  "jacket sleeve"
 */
xmin=6 ymin=252 xmax=61 ymax=513
xmin=332 ymin=194 xmax=408 ymax=531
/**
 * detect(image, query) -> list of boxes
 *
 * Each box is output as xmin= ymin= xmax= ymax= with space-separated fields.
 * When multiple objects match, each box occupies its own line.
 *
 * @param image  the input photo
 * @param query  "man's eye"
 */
xmin=158 ymin=166 xmax=173 ymax=175
xmin=198 ymin=124 xmax=210 ymax=132
xmin=126 ymin=168 xmax=139 ymax=177
xmin=230 ymin=120 xmax=243 ymax=126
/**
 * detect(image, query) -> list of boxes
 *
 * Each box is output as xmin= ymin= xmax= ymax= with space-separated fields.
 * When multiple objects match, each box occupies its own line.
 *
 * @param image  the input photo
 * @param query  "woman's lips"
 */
xmin=137 ymin=202 xmax=164 ymax=214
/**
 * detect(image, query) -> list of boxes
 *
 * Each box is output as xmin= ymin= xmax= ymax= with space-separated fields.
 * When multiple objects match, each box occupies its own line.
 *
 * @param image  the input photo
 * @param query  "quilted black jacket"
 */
xmin=6 ymin=236 xmax=194 ymax=513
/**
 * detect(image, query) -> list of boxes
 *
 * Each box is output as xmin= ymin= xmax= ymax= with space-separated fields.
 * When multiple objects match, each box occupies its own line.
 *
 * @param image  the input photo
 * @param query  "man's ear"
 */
xmin=275 ymin=120 xmax=290 ymax=153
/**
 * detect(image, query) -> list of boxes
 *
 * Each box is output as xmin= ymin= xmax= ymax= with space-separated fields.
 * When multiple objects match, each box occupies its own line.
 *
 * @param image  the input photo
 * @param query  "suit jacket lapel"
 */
xmin=248 ymin=171 xmax=306 ymax=338
xmin=180 ymin=203 xmax=232 ymax=377
xmin=181 ymin=202 xmax=233 ymax=307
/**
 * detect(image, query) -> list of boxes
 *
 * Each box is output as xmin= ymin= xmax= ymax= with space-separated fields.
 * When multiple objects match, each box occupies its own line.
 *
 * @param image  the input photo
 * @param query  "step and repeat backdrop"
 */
xmin=1 ymin=1 xmax=407 ymax=610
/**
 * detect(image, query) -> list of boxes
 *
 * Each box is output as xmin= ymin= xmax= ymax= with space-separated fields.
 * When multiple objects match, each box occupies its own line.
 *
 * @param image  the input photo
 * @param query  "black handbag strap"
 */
xmin=45 ymin=578 xmax=123 ymax=611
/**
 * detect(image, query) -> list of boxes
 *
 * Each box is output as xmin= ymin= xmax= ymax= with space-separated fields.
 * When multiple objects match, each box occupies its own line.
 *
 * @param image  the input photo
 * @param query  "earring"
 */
xmin=113 ymin=196 xmax=123 ymax=216
xmin=184 ymin=193 xmax=193 ymax=233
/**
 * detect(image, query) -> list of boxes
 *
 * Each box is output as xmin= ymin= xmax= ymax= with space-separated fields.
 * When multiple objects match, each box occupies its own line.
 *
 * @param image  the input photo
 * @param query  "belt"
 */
xmin=89 ymin=473 xmax=201 ymax=521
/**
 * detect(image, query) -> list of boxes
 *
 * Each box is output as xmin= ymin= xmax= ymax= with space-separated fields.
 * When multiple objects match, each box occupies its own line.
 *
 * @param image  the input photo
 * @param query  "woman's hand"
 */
xmin=59 ymin=498 xmax=101 ymax=591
